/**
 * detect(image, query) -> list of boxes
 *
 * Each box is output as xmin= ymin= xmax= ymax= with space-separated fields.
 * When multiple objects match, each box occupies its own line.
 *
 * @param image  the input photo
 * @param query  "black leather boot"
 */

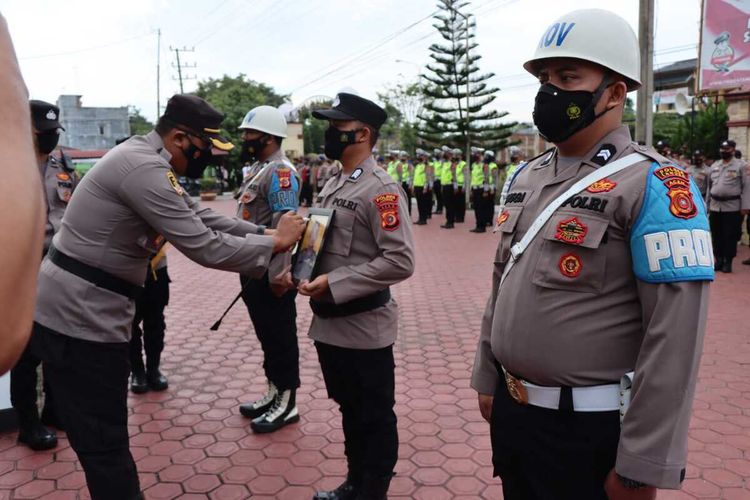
xmin=40 ymin=405 xmax=64 ymax=430
xmin=313 ymin=477 xmax=359 ymax=500
xmin=715 ymin=257 xmax=724 ymax=271
xmin=17 ymin=411 xmax=57 ymax=451
xmin=355 ymin=474 xmax=392 ymax=500
xmin=130 ymin=366 xmax=149 ymax=394
xmin=722 ymin=258 xmax=733 ymax=273
xmin=146 ymin=357 xmax=168 ymax=391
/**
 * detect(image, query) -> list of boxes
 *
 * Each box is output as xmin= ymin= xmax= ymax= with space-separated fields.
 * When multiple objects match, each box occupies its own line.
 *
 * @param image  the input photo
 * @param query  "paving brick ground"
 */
xmin=1 ymin=199 xmax=749 ymax=499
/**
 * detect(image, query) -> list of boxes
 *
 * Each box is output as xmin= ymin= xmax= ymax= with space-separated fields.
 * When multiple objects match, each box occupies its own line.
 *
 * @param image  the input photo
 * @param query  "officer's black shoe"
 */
xmin=147 ymin=369 xmax=169 ymax=391
xmin=131 ymin=370 xmax=149 ymax=394
xmin=456 ymin=219 xmax=464 ymax=223
xmin=251 ymin=389 xmax=299 ymax=434
xmin=714 ymin=257 xmax=724 ymax=271
xmin=433 ymin=209 xmax=442 ymax=214
xmin=240 ymin=383 xmax=277 ymax=419
xmin=313 ymin=479 xmax=358 ymax=500
xmin=469 ymin=227 xmax=486 ymax=233
xmin=40 ymin=406 xmax=64 ymax=430
xmin=17 ymin=420 xmax=57 ymax=451
xmin=440 ymin=223 xmax=454 ymax=229
xmin=742 ymin=258 xmax=750 ymax=265
xmin=415 ymin=220 xmax=427 ymax=225
xmin=355 ymin=474 xmax=392 ymax=500
xmin=721 ymin=259 xmax=733 ymax=273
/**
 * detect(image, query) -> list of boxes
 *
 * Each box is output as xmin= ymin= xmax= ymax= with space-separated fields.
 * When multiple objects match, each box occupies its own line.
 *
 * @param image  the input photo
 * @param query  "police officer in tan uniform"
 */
xmin=472 ymin=10 xmax=712 ymax=499
xmin=11 ymin=100 xmax=77 ymax=451
xmin=299 ymin=93 xmax=415 ymax=500
xmin=707 ymin=140 xmax=750 ymax=273
xmin=235 ymin=105 xmax=302 ymax=433
xmin=30 ymin=94 xmax=305 ymax=500
xmin=687 ymin=149 xmax=708 ymax=197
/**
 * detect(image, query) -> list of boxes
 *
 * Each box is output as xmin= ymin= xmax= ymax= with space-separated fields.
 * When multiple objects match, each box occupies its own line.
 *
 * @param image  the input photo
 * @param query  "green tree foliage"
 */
xmin=298 ymin=98 xmax=331 ymax=155
xmin=667 ymin=101 xmax=728 ymax=159
xmin=417 ymin=0 xmax=515 ymax=150
xmin=378 ymin=81 xmax=423 ymax=155
xmin=128 ymin=106 xmax=153 ymax=136
xmin=194 ymin=74 xmax=287 ymax=164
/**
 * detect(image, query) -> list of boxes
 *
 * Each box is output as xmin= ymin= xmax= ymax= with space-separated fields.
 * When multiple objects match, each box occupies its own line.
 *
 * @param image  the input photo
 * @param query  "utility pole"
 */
xmin=635 ymin=0 xmax=655 ymax=145
xmin=454 ymin=9 xmax=472 ymax=201
xmin=156 ymin=29 xmax=161 ymax=118
xmin=169 ymin=46 xmax=196 ymax=94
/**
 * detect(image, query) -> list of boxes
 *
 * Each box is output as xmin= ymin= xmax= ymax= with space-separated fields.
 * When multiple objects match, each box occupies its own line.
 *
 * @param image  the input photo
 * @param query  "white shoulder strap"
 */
xmin=500 ymin=152 xmax=648 ymax=285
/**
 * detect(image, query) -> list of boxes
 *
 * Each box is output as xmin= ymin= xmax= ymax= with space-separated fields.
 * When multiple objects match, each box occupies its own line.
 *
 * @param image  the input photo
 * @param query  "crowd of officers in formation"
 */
xmin=292 ymin=145 xmax=525 ymax=233
xmin=654 ymin=139 xmax=750 ymax=273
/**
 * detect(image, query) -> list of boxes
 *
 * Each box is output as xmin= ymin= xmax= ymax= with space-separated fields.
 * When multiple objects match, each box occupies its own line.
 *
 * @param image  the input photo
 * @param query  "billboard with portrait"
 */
xmin=699 ymin=0 xmax=750 ymax=92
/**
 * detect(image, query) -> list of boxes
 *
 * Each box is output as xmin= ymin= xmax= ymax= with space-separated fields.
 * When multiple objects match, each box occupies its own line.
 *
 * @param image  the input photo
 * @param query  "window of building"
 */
xmin=99 ymin=125 xmax=105 ymax=135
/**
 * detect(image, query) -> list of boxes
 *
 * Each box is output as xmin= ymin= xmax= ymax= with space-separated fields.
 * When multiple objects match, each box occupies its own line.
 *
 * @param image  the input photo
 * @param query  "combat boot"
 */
xmin=722 ymin=258 xmax=733 ymax=273
xmin=17 ymin=411 xmax=57 ymax=451
xmin=40 ymin=405 xmax=64 ymax=430
xmin=251 ymin=389 xmax=299 ymax=433
xmin=355 ymin=474 xmax=392 ymax=500
xmin=130 ymin=365 xmax=149 ymax=394
xmin=240 ymin=382 xmax=277 ymax=419
xmin=714 ymin=257 xmax=724 ymax=271
xmin=313 ymin=476 xmax=359 ymax=500
xmin=146 ymin=358 xmax=168 ymax=391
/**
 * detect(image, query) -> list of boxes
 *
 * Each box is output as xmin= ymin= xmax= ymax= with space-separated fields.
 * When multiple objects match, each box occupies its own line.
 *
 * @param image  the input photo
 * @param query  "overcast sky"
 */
xmin=4 ymin=0 xmax=700 ymax=126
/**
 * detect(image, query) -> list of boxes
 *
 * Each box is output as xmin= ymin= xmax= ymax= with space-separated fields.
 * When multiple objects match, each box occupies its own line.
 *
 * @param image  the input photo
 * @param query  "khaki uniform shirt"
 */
xmin=35 ymin=131 xmax=273 ymax=344
xmin=41 ymin=156 xmax=78 ymax=252
xmin=707 ymin=157 xmax=750 ymax=212
xmin=236 ymin=149 xmax=300 ymax=280
xmin=471 ymin=126 xmax=712 ymax=488
xmin=308 ymin=156 xmax=415 ymax=349
xmin=687 ymin=163 xmax=708 ymax=197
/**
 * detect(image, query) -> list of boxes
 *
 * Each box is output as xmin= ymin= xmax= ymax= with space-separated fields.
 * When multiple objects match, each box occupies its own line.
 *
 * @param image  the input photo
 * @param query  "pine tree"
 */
xmin=417 ymin=0 xmax=515 ymax=151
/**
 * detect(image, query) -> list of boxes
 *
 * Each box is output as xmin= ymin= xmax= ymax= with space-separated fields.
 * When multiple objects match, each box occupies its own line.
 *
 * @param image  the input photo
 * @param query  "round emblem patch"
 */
xmin=559 ymin=253 xmax=582 ymax=278
xmin=242 ymin=208 xmax=251 ymax=220
xmin=555 ymin=217 xmax=588 ymax=245
xmin=566 ymin=103 xmax=581 ymax=120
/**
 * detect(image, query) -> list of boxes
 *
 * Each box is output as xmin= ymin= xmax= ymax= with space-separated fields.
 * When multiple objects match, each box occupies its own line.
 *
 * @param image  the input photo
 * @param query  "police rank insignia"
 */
xmin=277 ymin=167 xmax=292 ymax=189
xmin=653 ymin=165 xmax=697 ymax=220
xmin=586 ymin=178 xmax=617 ymax=193
xmin=555 ymin=217 xmax=588 ymax=245
xmin=559 ymin=253 xmax=582 ymax=278
xmin=373 ymin=193 xmax=400 ymax=231
xmin=166 ymin=171 xmax=184 ymax=196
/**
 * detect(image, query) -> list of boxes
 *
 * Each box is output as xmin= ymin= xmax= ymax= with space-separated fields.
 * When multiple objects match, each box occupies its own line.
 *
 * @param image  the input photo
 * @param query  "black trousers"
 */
xmin=491 ymin=375 xmax=620 ymax=500
xmin=471 ymin=188 xmax=487 ymax=229
xmin=30 ymin=324 xmax=142 ymax=500
xmin=433 ymin=180 xmax=443 ymax=212
xmin=414 ymin=186 xmax=431 ymax=223
xmin=315 ymin=342 xmax=397 ymax=483
xmin=10 ymin=339 xmax=55 ymax=422
xmin=454 ymin=186 xmax=466 ymax=222
xmin=240 ymin=275 xmax=300 ymax=391
xmin=300 ymin=182 xmax=314 ymax=207
xmin=401 ymin=182 xmax=412 ymax=216
xmin=442 ymin=185 xmax=455 ymax=224
xmin=483 ymin=189 xmax=496 ymax=226
xmin=130 ymin=267 xmax=169 ymax=373
xmin=710 ymin=211 xmax=742 ymax=260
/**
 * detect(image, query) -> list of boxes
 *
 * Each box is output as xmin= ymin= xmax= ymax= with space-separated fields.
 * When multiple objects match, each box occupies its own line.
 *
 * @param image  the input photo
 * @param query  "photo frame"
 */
xmin=292 ymin=208 xmax=335 ymax=284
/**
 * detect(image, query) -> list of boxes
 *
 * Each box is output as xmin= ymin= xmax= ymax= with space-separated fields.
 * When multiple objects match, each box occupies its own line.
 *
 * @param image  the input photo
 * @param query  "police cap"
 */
xmin=312 ymin=93 xmax=387 ymax=130
xmin=720 ymin=139 xmax=736 ymax=149
xmin=163 ymin=94 xmax=233 ymax=151
xmin=30 ymin=100 xmax=64 ymax=132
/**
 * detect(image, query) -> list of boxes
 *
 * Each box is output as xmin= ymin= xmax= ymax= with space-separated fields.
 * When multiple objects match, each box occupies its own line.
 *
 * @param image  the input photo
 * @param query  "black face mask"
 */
xmin=324 ymin=126 xmax=361 ymax=160
xmin=36 ymin=131 xmax=59 ymax=155
xmin=533 ymin=77 xmax=613 ymax=144
xmin=240 ymin=135 xmax=268 ymax=164
xmin=182 ymin=140 xmax=213 ymax=179
xmin=721 ymin=151 xmax=733 ymax=161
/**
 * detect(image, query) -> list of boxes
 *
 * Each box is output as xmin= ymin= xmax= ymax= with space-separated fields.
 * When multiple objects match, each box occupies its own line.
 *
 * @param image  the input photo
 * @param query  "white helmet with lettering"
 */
xmin=523 ymin=9 xmax=641 ymax=90
xmin=238 ymin=105 xmax=288 ymax=138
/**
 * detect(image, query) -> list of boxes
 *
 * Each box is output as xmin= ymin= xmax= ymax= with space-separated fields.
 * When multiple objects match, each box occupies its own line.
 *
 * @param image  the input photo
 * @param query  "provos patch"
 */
xmin=654 ymin=165 xmax=697 ymax=220
xmin=166 ymin=171 xmax=185 ymax=196
xmin=373 ymin=192 xmax=400 ymax=231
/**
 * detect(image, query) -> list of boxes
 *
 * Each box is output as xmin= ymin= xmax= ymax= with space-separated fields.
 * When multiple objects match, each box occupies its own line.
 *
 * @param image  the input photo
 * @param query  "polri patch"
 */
xmin=586 ymin=178 xmax=617 ymax=193
xmin=555 ymin=217 xmax=587 ymax=245
xmin=559 ymin=253 xmax=582 ymax=278
xmin=654 ymin=165 xmax=696 ymax=220
xmin=373 ymin=192 xmax=400 ymax=231
xmin=167 ymin=171 xmax=184 ymax=196
xmin=56 ymin=172 xmax=71 ymax=182
xmin=277 ymin=167 xmax=292 ymax=190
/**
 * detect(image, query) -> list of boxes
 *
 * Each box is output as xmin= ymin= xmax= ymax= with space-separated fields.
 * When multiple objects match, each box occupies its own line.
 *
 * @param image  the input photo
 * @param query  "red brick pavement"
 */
xmin=1 ymin=199 xmax=749 ymax=499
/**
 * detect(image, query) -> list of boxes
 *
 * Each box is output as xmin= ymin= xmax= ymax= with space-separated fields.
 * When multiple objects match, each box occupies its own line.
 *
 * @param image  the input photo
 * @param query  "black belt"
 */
xmin=48 ymin=244 xmax=143 ymax=300
xmin=711 ymin=194 xmax=741 ymax=202
xmin=310 ymin=288 xmax=391 ymax=318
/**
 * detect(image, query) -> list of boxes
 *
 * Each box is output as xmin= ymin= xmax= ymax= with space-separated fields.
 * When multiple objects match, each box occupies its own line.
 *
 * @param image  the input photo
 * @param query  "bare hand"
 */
xmin=742 ymin=209 xmax=749 ymax=216
xmin=273 ymin=212 xmax=305 ymax=253
xmin=263 ymin=228 xmax=276 ymax=236
xmin=298 ymin=274 xmax=329 ymax=299
xmin=269 ymin=265 xmax=294 ymax=298
xmin=478 ymin=393 xmax=493 ymax=422
xmin=603 ymin=470 xmax=656 ymax=500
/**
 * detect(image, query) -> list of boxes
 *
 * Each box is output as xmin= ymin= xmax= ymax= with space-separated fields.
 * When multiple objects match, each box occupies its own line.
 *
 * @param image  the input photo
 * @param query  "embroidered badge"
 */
xmin=61 ymin=190 xmax=71 ymax=202
xmin=590 ymin=144 xmax=617 ymax=166
xmin=56 ymin=172 xmax=71 ymax=182
xmin=350 ymin=168 xmax=363 ymax=180
xmin=166 ymin=171 xmax=184 ymax=196
xmin=555 ymin=217 xmax=588 ymax=245
xmin=373 ymin=193 xmax=400 ymax=231
xmin=496 ymin=209 xmax=510 ymax=226
xmin=242 ymin=208 xmax=251 ymax=220
xmin=586 ymin=178 xmax=617 ymax=193
xmin=559 ymin=253 xmax=582 ymax=278
xmin=277 ymin=167 xmax=292 ymax=190
xmin=240 ymin=192 xmax=252 ymax=204
xmin=653 ymin=165 xmax=697 ymax=220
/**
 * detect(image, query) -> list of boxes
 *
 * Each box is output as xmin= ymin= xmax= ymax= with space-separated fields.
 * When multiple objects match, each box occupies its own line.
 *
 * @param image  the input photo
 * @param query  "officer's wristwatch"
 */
xmin=616 ymin=473 xmax=647 ymax=489
xmin=256 ymin=225 xmax=267 ymax=235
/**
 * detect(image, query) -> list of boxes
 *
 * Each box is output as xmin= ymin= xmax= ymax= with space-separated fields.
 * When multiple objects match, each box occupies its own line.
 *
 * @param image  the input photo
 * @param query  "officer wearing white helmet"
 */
xmin=235 ymin=105 xmax=302 ymax=433
xmin=472 ymin=9 xmax=712 ymax=499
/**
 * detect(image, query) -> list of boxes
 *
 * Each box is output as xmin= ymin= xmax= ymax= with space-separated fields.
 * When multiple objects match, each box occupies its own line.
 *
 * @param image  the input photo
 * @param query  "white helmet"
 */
xmin=238 ymin=105 xmax=288 ymax=138
xmin=523 ymin=9 xmax=641 ymax=90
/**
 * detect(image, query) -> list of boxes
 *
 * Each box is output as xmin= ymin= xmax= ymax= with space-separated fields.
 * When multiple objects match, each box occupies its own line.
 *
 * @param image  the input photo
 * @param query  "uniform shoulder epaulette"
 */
xmin=523 ymin=147 xmax=557 ymax=168
xmin=372 ymin=167 xmax=398 ymax=186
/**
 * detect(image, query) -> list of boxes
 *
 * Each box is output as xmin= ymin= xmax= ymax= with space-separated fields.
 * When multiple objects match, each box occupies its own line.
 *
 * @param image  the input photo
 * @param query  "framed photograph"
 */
xmin=292 ymin=208 xmax=335 ymax=284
